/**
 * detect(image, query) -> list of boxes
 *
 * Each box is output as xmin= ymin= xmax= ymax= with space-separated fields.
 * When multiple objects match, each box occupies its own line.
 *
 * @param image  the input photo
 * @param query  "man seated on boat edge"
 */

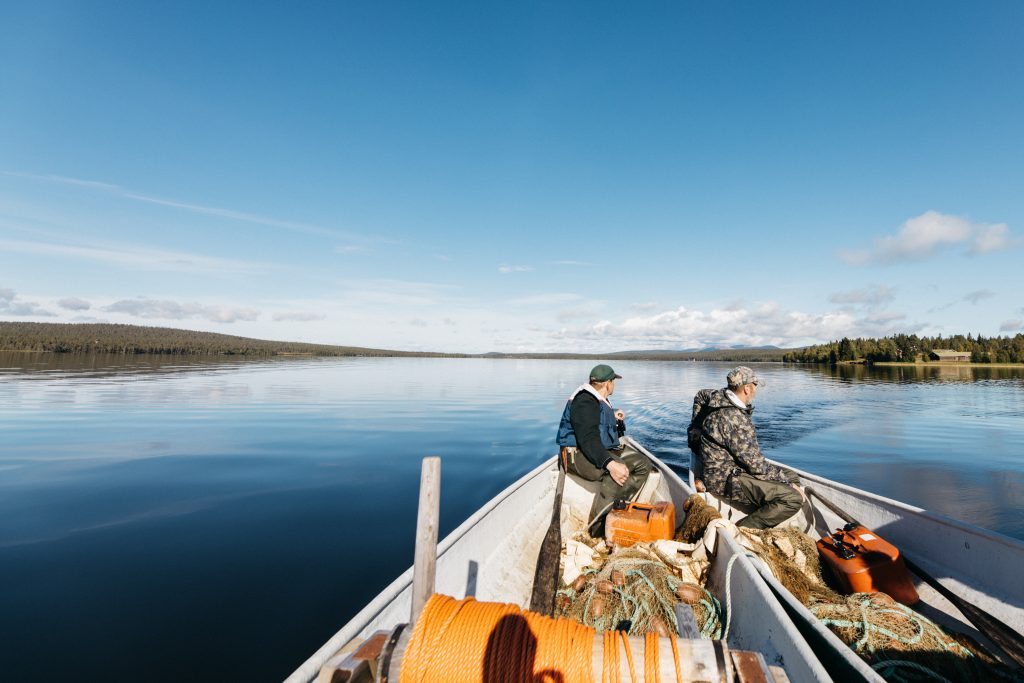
xmin=689 ymin=366 xmax=802 ymax=529
xmin=556 ymin=364 xmax=652 ymax=536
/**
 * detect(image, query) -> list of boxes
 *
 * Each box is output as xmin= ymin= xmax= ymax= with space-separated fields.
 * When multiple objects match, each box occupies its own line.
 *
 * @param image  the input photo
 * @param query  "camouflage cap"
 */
xmin=727 ymin=366 xmax=762 ymax=388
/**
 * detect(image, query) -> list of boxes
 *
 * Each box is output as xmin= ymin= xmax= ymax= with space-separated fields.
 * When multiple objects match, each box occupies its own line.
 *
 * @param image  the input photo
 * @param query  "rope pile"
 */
xmin=810 ymin=593 xmax=1022 ymax=683
xmin=737 ymin=525 xmax=841 ymax=606
xmin=401 ymin=593 xmax=694 ymax=683
xmin=556 ymin=546 xmax=722 ymax=639
xmin=681 ymin=494 xmax=1024 ymax=682
xmin=676 ymin=494 xmax=722 ymax=543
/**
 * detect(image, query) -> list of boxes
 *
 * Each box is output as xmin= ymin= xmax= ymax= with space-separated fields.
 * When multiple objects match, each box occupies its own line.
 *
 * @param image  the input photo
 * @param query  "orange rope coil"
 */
xmin=400 ymin=594 xmax=688 ymax=683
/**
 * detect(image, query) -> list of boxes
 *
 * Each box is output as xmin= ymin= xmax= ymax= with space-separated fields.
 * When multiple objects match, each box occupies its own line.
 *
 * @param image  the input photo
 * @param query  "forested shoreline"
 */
xmin=4 ymin=322 xmax=1022 ymax=364
xmin=0 ymin=322 xmax=795 ymax=361
xmin=782 ymin=333 xmax=1024 ymax=364
xmin=0 ymin=322 xmax=450 ymax=357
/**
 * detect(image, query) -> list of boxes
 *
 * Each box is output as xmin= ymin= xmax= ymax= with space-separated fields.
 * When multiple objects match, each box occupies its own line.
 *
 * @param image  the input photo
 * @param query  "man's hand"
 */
xmin=606 ymin=459 xmax=629 ymax=486
xmin=614 ymin=409 xmax=625 ymax=421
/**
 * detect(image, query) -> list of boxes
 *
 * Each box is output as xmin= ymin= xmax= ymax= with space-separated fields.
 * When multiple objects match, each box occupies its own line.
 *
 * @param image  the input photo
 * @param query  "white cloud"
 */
xmin=58 ymin=297 xmax=91 ymax=311
xmin=509 ymin=293 xmax=583 ymax=307
xmin=3 ymin=302 xmax=56 ymax=316
xmin=335 ymin=245 xmax=367 ymax=255
xmin=926 ymin=300 xmax=956 ymax=314
xmin=841 ymin=211 xmax=1018 ymax=265
xmin=971 ymin=223 xmax=1018 ymax=254
xmin=999 ymin=320 xmax=1023 ymax=332
xmin=7 ymin=171 xmax=358 ymax=240
xmin=0 ymin=287 xmax=55 ymax=317
xmin=553 ymin=302 xmax=916 ymax=349
xmin=105 ymin=298 xmax=259 ymax=323
xmin=409 ymin=318 xmax=428 ymax=327
xmin=498 ymin=265 xmax=533 ymax=274
xmin=336 ymin=278 xmax=459 ymax=308
xmin=557 ymin=305 xmax=603 ymax=323
xmin=828 ymin=285 xmax=895 ymax=308
xmin=272 ymin=311 xmax=326 ymax=322
xmin=963 ymin=289 xmax=995 ymax=305
xmin=629 ymin=302 xmax=659 ymax=313
xmin=0 ymin=238 xmax=268 ymax=275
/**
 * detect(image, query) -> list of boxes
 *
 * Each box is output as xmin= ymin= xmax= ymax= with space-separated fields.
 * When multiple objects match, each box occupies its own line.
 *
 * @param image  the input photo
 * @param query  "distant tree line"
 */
xmin=21 ymin=321 xmax=1020 ymax=364
xmin=0 ymin=322 xmax=801 ymax=361
xmin=0 ymin=322 xmax=453 ymax=357
xmin=782 ymin=333 xmax=1024 ymax=364
xmin=481 ymin=348 xmax=793 ymax=362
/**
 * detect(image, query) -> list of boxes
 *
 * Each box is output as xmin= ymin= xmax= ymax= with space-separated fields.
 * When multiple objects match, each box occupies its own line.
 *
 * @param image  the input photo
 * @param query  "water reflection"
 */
xmin=0 ymin=350 xmax=295 ymax=381
xmin=0 ymin=355 xmax=1022 ymax=682
xmin=797 ymin=361 xmax=1024 ymax=384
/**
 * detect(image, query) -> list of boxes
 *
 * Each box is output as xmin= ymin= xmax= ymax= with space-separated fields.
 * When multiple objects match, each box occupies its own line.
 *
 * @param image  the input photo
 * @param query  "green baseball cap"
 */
xmin=589 ymin=364 xmax=622 ymax=381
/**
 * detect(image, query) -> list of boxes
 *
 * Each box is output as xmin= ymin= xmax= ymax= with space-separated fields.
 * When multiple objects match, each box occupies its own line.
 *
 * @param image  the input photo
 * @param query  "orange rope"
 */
xmin=644 ymin=633 xmax=659 ymax=683
xmin=603 ymin=630 xmax=618 ymax=683
xmin=401 ymin=594 xmax=596 ymax=683
xmin=401 ymin=594 xmax=696 ymax=683
xmin=619 ymin=631 xmax=637 ymax=682
xmin=669 ymin=633 xmax=682 ymax=683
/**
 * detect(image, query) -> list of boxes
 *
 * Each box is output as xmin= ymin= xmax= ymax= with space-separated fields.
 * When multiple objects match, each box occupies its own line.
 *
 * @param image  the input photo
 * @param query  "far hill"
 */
xmin=481 ymin=347 xmax=794 ymax=362
xmin=0 ymin=321 xmax=800 ymax=361
xmin=0 ymin=322 xmax=453 ymax=357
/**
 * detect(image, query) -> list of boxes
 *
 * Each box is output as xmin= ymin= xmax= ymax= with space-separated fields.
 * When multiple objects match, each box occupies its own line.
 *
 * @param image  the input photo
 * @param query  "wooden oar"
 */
xmin=804 ymin=486 xmax=1024 ymax=669
xmin=529 ymin=465 xmax=566 ymax=616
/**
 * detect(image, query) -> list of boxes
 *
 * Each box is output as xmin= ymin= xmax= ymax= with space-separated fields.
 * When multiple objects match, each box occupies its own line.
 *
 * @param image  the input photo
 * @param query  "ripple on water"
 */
xmin=0 ymin=356 xmax=1022 ymax=682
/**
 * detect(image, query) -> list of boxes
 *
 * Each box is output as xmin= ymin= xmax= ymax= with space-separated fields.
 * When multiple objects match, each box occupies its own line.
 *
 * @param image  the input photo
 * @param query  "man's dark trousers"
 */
xmin=733 ymin=473 xmax=802 ymax=529
xmin=563 ymin=442 xmax=651 ymax=534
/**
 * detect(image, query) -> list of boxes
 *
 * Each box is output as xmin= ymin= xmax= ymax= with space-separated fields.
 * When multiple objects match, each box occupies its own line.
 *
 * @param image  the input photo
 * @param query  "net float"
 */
xmin=675 ymin=583 xmax=703 ymax=605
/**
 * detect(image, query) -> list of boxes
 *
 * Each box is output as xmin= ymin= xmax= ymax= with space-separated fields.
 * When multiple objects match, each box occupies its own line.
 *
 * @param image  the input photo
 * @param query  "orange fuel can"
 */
xmin=816 ymin=524 xmax=920 ymax=605
xmin=605 ymin=501 xmax=675 ymax=548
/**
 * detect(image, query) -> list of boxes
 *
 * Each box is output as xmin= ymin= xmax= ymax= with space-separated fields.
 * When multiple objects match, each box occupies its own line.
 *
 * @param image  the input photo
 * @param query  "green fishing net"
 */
xmin=555 ymin=545 xmax=721 ymax=639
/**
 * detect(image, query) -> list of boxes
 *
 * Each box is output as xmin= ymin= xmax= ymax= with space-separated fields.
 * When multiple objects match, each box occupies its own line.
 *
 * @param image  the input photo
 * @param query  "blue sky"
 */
xmin=1 ymin=2 xmax=1022 ymax=352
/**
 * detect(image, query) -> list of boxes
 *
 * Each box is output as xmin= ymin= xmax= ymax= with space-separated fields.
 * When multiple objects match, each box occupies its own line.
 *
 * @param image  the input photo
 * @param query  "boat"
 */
xmin=286 ymin=438 xmax=830 ymax=682
xmin=286 ymin=440 xmax=1024 ymax=682
xmin=751 ymin=458 xmax=1024 ymax=681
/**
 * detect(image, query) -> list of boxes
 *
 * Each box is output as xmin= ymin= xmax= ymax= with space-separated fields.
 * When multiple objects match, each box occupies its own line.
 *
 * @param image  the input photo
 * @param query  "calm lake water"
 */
xmin=1 ymin=354 xmax=1022 ymax=681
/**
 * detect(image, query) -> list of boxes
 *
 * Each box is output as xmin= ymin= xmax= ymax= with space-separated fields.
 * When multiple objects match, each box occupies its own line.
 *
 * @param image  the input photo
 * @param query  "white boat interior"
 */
xmin=287 ymin=440 xmax=830 ymax=682
xmin=690 ymin=452 xmax=1024 ymax=680
xmin=288 ymin=442 xmax=1024 ymax=682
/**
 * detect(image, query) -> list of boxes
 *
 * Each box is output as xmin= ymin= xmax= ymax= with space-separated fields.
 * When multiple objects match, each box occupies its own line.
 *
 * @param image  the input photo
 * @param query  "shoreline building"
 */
xmin=929 ymin=349 xmax=971 ymax=362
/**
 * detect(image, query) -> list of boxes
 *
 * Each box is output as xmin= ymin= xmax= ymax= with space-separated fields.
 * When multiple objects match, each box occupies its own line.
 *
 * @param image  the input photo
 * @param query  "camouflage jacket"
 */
xmin=689 ymin=388 xmax=789 ymax=501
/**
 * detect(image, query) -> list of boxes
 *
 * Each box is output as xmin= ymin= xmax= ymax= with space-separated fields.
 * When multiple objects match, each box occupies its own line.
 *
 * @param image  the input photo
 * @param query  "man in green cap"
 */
xmin=556 ymin=364 xmax=652 ymax=535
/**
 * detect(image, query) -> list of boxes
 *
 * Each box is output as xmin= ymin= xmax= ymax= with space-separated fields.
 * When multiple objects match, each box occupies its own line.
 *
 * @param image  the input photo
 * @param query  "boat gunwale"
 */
xmin=628 ymin=438 xmax=833 ymax=681
xmin=285 ymin=457 xmax=555 ymax=682
xmin=773 ymin=459 xmax=1024 ymax=552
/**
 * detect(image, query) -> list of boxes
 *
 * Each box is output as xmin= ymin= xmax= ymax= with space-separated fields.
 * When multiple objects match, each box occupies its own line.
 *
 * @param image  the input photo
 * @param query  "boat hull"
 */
xmin=286 ymin=445 xmax=832 ymax=682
